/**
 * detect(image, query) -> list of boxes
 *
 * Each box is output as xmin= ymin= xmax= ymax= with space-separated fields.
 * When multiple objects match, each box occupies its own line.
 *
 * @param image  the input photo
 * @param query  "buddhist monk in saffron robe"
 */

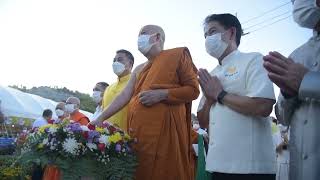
xmin=91 ymin=25 xmax=199 ymax=180
xmin=66 ymin=97 xmax=89 ymax=125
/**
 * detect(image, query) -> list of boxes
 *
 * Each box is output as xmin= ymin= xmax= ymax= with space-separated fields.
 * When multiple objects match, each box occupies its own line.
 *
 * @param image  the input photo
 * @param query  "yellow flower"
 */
xmin=124 ymin=134 xmax=131 ymax=140
xmin=109 ymin=132 xmax=122 ymax=143
xmin=96 ymin=127 xmax=106 ymax=134
xmin=37 ymin=144 xmax=44 ymax=149
xmin=61 ymin=119 xmax=70 ymax=126
xmin=2 ymin=167 xmax=22 ymax=178
xmin=38 ymin=124 xmax=54 ymax=133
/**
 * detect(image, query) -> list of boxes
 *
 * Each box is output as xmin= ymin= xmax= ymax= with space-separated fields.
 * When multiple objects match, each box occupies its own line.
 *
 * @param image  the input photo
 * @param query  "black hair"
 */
xmin=116 ymin=49 xmax=134 ymax=66
xmin=97 ymin=82 xmax=109 ymax=90
xmin=204 ymin=13 xmax=243 ymax=46
xmin=42 ymin=109 xmax=53 ymax=118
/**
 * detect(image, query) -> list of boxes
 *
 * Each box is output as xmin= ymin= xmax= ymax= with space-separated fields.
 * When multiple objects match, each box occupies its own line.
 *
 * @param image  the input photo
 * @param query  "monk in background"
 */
xmin=91 ymin=25 xmax=199 ymax=180
xmin=66 ymin=97 xmax=89 ymax=125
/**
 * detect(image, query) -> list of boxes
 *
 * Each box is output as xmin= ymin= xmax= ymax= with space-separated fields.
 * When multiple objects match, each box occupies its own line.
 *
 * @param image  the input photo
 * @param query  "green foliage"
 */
xmin=0 ymin=155 xmax=16 ymax=166
xmin=16 ymin=148 xmax=137 ymax=180
xmin=9 ymin=85 xmax=96 ymax=113
xmin=0 ymin=146 xmax=15 ymax=155
xmin=0 ymin=155 xmax=32 ymax=180
xmin=53 ymin=155 xmax=137 ymax=180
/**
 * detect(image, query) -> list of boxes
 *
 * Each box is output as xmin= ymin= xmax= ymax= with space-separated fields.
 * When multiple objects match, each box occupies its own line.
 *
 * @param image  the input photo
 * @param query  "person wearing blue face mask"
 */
xmin=263 ymin=0 xmax=320 ymax=179
xmin=91 ymin=82 xmax=109 ymax=121
xmin=66 ymin=97 xmax=89 ymax=125
xmin=54 ymin=102 xmax=68 ymax=124
xmin=198 ymin=13 xmax=276 ymax=180
xmin=101 ymin=49 xmax=134 ymax=131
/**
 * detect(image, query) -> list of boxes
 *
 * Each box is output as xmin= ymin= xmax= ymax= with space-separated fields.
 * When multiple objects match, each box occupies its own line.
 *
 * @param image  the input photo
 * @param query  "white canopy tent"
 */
xmin=0 ymin=85 xmax=92 ymax=121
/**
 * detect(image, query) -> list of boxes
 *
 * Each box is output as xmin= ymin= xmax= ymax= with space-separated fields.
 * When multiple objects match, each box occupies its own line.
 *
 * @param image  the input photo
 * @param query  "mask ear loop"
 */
xmin=143 ymin=33 xmax=160 ymax=53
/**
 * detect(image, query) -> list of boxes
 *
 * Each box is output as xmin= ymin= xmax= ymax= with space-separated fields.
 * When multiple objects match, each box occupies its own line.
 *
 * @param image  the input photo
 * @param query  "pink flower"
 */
xmin=82 ymin=131 xmax=89 ymax=139
xmin=98 ymin=143 xmax=106 ymax=152
xmin=88 ymin=124 xmax=96 ymax=130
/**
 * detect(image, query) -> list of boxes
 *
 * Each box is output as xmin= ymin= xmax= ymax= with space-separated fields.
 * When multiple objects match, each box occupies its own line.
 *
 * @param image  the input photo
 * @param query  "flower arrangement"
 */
xmin=0 ymin=155 xmax=31 ymax=180
xmin=17 ymin=120 xmax=137 ymax=180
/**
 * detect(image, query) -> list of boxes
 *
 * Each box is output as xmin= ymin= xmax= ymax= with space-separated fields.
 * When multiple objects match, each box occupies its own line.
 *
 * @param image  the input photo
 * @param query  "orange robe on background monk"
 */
xmin=42 ymin=165 xmax=61 ymax=180
xmin=127 ymin=47 xmax=199 ymax=180
xmin=70 ymin=111 xmax=89 ymax=125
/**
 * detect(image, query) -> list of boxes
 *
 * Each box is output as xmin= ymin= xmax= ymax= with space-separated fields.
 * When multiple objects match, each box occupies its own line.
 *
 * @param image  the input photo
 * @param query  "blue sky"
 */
xmin=0 ymin=0 xmax=312 ymax=113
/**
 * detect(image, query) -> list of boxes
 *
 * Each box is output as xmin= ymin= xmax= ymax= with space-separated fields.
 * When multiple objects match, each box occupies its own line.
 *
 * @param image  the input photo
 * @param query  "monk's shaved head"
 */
xmin=139 ymin=25 xmax=165 ymax=47
xmin=56 ymin=102 xmax=66 ymax=110
xmin=66 ymin=97 xmax=80 ymax=107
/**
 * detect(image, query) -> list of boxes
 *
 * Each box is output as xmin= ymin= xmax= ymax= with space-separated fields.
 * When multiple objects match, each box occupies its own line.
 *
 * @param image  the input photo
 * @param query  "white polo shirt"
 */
xmin=198 ymin=50 xmax=276 ymax=174
xmin=91 ymin=105 xmax=103 ymax=121
xmin=32 ymin=117 xmax=48 ymax=129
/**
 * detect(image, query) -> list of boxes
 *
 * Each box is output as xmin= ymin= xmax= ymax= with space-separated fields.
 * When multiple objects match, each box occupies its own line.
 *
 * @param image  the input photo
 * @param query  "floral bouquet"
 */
xmin=17 ymin=120 xmax=137 ymax=180
xmin=0 ymin=155 xmax=30 ymax=180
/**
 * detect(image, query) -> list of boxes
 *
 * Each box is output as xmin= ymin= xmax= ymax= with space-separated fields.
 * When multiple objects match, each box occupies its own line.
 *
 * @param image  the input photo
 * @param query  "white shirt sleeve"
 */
xmin=299 ymin=71 xmax=320 ymax=100
xmin=32 ymin=118 xmax=47 ymax=128
xmin=32 ymin=120 xmax=38 ymax=129
xmin=245 ymin=55 xmax=275 ymax=100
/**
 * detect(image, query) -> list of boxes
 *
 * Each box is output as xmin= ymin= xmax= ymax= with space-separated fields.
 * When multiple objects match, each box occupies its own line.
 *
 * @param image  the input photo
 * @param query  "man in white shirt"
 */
xmin=263 ymin=0 xmax=320 ymax=179
xmin=198 ymin=13 xmax=276 ymax=180
xmin=91 ymin=82 xmax=109 ymax=121
xmin=32 ymin=109 xmax=53 ymax=129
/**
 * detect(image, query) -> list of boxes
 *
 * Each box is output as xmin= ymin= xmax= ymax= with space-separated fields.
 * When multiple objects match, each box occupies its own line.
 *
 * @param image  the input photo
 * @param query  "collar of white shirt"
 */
xmin=220 ymin=50 xmax=240 ymax=66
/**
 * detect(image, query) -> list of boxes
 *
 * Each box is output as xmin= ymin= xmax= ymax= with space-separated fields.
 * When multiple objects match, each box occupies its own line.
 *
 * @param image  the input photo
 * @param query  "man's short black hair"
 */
xmin=204 ymin=13 xmax=243 ymax=46
xmin=97 ymin=82 xmax=109 ymax=90
xmin=116 ymin=49 xmax=134 ymax=66
xmin=42 ymin=109 xmax=53 ymax=118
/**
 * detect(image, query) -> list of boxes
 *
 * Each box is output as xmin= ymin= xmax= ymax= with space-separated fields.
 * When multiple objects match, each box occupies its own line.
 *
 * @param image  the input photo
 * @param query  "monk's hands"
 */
xmin=263 ymin=51 xmax=308 ymax=97
xmin=139 ymin=89 xmax=168 ymax=106
xmin=198 ymin=68 xmax=223 ymax=101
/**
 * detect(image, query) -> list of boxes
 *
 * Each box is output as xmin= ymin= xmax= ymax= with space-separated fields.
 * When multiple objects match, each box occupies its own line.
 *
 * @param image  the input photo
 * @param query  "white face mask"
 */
xmin=55 ymin=109 xmax=65 ymax=117
xmin=92 ymin=91 xmax=102 ymax=103
xmin=293 ymin=0 xmax=320 ymax=29
xmin=138 ymin=34 xmax=155 ymax=55
xmin=205 ymin=33 xmax=228 ymax=59
xmin=193 ymin=123 xmax=200 ymax=130
xmin=65 ymin=104 xmax=76 ymax=113
xmin=112 ymin=62 xmax=126 ymax=76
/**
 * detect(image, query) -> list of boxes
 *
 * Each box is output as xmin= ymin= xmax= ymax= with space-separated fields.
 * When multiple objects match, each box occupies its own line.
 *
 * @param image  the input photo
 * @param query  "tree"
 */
xmin=10 ymin=85 xmax=96 ymax=113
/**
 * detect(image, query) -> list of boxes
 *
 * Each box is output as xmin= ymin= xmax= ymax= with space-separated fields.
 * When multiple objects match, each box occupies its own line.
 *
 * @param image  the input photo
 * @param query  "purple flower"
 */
xmin=88 ymin=130 xmax=100 ymax=143
xmin=115 ymin=144 xmax=121 ymax=152
xmin=45 ymin=128 xmax=50 ymax=133
xmin=67 ymin=123 xmax=82 ymax=132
